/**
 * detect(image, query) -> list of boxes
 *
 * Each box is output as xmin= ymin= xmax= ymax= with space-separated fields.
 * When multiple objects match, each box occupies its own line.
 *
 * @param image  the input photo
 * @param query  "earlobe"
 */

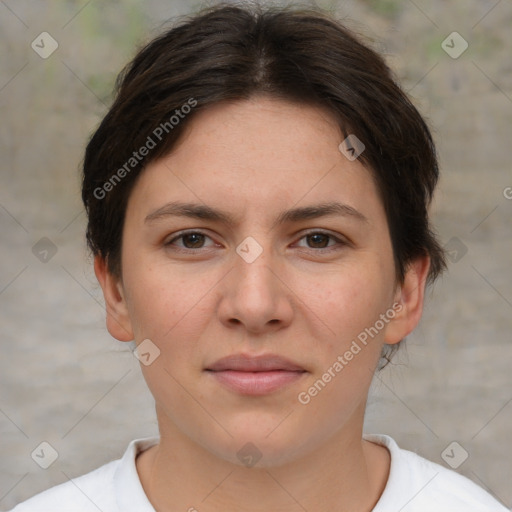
xmin=384 ymin=255 xmax=430 ymax=345
xmin=93 ymin=255 xmax=134 ymax=342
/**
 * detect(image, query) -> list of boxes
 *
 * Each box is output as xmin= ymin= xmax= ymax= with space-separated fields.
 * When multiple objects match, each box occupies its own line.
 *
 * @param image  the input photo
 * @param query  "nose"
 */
xmin=217 ymin=243 xmax=294 ymax=335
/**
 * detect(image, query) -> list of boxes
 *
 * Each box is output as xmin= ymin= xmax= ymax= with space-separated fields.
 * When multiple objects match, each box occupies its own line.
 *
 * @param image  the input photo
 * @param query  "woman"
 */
xmin=11 ymin=3 xmax=507 ymax=511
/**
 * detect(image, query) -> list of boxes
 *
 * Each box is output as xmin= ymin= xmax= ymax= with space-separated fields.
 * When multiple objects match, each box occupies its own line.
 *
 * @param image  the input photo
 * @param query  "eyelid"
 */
xmin=293 ymin=229 xmax=350 ymax=249
xmin=165 ymin=229 xmax=218 ymax=249
xmin=165 ymin=228 xmax=350 ymax=252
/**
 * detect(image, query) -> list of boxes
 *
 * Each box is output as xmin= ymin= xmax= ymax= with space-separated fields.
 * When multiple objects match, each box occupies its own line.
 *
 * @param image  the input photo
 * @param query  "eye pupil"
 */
xmin=307 ymin=233 xmax=329 ymax=248
xmin=183 ymin=233 xmax=205 ymax=248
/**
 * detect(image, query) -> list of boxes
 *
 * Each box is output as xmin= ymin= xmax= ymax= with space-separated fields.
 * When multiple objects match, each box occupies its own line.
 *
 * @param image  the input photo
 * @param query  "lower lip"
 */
xmin=207 ymin=370 xmax=305 ymax=395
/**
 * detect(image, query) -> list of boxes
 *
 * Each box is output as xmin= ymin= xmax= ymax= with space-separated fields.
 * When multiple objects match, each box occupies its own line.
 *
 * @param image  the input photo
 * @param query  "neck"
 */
xmin=136 ymin=405 xmax=390 ymax=512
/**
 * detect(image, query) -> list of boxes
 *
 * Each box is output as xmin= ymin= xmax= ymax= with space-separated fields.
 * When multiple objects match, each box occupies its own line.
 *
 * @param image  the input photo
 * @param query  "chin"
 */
xmin=205 ymin=417 xmax=314 ymax=469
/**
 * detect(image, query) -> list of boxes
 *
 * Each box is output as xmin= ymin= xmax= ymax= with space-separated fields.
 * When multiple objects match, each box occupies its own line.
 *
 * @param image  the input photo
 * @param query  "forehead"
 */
xmin=175 ymin=96 xmax=343 ymax=172
xmin=126 ymin=96 xmax=385 ymax=227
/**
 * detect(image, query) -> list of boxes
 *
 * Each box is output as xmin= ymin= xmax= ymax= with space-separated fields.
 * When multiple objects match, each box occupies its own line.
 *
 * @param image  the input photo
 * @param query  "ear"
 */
xmin=94 ymin=255 xmax=134 ymax=342
xmin=384 ymin=255 xmax=430 ymax=345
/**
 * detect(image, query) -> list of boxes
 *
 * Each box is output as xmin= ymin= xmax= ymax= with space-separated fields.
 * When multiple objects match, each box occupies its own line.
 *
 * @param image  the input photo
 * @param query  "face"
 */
xmin=97 ymin=96 xmax=427 ymax=467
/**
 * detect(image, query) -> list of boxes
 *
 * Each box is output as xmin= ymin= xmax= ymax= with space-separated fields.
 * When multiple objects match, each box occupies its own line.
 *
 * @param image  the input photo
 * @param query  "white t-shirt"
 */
xmin=9 ymin=434 xmax=508 ymax=511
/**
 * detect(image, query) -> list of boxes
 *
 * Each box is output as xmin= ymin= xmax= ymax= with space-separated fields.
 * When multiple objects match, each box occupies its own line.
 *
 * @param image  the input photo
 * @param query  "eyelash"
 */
xmin=165 ymin=230 xmax=348 ymax=253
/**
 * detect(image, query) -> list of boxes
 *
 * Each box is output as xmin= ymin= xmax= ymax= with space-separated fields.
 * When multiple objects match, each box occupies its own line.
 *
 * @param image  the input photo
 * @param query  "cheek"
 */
xmin=122 ymin=261 xmax=217 ymax=353
xmin=303 ymin=263 xmax=390 ymax=338
xmin=294 ymin=267 xmax=389 ymax=411
xmin=124 ymin=267 xmax=175 ymax=338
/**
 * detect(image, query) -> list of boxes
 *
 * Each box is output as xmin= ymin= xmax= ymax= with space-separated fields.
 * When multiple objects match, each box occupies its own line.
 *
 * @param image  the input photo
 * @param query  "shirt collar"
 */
xmin=114 ymin=436 xmax=160 ymax=511
xmin=113 ymin=434 xmax=397 ymax=511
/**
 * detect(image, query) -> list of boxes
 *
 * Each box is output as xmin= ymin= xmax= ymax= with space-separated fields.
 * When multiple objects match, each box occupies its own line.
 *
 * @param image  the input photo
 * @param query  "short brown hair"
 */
xmin=82 ymin=2 xmax=446 ymax=364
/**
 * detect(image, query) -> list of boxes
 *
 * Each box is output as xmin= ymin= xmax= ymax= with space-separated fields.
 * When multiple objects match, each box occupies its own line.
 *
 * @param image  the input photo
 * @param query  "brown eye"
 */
xmin=181 ymin=233 xmax=206 ymax=248
xmin=295 ymin=231 xmax=348 ymax=252
xmin=166 ymin=231 xmax=215 ymax=250
xmin=306 ymin=233 xmax=331 ymax=248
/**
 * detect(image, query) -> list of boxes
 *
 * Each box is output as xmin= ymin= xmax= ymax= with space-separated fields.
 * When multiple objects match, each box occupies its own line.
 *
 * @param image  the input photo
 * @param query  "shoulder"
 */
xmin=8 ymin=437 xmax=159 ymax=512
xmin=8 ymin=459 xmax=119 ymax=512
xmin=365 ymin=434 xmax=508 ymax=512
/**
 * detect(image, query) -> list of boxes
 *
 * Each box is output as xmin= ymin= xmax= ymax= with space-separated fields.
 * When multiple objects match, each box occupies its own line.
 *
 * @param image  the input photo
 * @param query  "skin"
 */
xmin=95 ymin=95 xmax=430 ymax=512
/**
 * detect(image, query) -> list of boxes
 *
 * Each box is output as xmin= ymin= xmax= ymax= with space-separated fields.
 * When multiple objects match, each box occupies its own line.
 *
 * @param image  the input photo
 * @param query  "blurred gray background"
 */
xmin=1 ymin=0 xmax=511 ymax=509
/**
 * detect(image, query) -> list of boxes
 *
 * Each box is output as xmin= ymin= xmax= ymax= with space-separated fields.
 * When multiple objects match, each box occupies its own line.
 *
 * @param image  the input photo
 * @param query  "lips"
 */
xmin=205 ymin=354 xmax=306 ymax=395
xmin=206 ymin=354 xmax=305 ymax=372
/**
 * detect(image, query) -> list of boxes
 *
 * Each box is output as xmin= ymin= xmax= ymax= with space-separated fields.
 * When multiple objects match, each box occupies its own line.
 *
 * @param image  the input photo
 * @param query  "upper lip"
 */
xmin=206 ymin=354 xmax=305 ymax=372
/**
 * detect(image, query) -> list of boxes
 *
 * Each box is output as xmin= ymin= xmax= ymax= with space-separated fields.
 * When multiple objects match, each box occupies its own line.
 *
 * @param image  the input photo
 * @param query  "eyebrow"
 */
xmin=144 ymin=200 xmax=368 ymax=228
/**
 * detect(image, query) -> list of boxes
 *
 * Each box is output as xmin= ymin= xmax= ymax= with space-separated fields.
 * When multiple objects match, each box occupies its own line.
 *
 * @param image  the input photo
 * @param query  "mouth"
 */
xmin=205 ymin=353 xmax=307 ymax=395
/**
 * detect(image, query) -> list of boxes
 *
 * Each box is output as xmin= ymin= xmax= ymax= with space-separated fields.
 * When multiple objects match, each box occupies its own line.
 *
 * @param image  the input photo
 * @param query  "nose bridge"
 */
xmin=217 ymin=234 xmax=293 ymax=331
xmin=233 ymin=236 xmax=278 ymax=301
